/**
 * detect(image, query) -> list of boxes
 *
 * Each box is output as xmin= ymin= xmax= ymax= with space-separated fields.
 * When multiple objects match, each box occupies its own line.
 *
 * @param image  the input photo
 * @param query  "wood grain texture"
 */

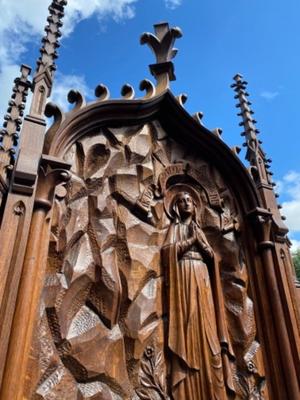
xmin=23 ymin=122 xmax=268 ymax=399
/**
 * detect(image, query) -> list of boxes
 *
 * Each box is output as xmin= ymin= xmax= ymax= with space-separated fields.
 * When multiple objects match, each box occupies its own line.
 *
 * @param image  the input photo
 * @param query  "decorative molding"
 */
xmin=34 ymin=155 xmax=71 ymax=211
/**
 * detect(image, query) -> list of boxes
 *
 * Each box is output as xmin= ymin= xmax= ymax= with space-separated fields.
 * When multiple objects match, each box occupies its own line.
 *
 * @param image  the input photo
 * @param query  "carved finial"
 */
xmin=193 ymin=111 xmax=204 ymax=125
xmin=43 ymin=101 xmax=65 ymax=154
xmin=0 ymin=65 xmax=31 ymax=183
xmin=232 ymin=73 xmax=287 ymax=233
xmin=67 ymin=89 xmax=86 ymax=112
xmin=121 ymin=84 xmax=135 ymax=100
xmin=176 ymin=93 xmax=188 ymax=106
xmin=232 ymin=74 xmax=273 ymax=183
xmin=95 ymin=84 xmax=110 ymax=102
xmin=231 ymin=146 xmax=241 ymax=155
xmin=30 ymin=0 xmax=67 ymax=117
xmin=139 ymin=79 xmax=156 ymax=99
xmin=140 ymin=22 xmax=182 ymax=93
xmin=212 ymin=128 xmax=223 ymax=138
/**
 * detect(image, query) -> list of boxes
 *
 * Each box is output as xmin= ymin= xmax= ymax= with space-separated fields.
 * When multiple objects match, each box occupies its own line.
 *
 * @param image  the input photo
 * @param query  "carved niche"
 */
xmin=28 ymin=121 xmax=268 ymax=399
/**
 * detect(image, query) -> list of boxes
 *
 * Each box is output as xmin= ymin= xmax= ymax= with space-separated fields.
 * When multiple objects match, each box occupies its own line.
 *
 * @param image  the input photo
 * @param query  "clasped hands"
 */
xmin=190 ymin=227 xmax=214 ymax=259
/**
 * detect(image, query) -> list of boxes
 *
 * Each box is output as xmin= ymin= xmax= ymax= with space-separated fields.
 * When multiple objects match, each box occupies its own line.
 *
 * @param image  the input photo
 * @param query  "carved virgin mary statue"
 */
xmin=162 ymin=186 xmax=231 ymax=400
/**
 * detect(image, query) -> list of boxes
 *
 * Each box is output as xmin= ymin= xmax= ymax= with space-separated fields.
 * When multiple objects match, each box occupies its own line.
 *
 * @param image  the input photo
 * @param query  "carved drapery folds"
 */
xmin=28 ymin=121 xmax=267 ymax=399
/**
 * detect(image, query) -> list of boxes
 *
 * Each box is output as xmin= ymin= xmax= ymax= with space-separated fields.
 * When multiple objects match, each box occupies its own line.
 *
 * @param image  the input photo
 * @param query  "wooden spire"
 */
xmin=29 ymin=0 xmax=67 ymax=117
xmin=0 ymin=65 xmax=31 ymax=186
xmin=0 ymin=1 xmax=70 ymax=392
xmin=232 ymin=73 xmax=287 ymax=234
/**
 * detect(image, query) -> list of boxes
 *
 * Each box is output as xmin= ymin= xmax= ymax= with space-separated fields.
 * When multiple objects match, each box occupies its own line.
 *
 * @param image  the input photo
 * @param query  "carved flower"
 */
xmin=137 ymin=347 xmax=169 ymax=400
xmin=247 ymin=360 xmax=257 ymax=374
xmin=13 ymin=203 xmax=25 ymax=216
xmin=144 ymin=346 xmax=155 ymax=359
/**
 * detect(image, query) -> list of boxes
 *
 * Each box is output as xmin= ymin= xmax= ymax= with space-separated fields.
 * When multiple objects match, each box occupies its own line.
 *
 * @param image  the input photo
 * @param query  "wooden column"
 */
xmin=0 ymin=117 xmax=47 ymax=387
xmin=255 ymin=212 xmax=299 ymax=399
xmin=0 ymin=156 xmax=70 ymax=400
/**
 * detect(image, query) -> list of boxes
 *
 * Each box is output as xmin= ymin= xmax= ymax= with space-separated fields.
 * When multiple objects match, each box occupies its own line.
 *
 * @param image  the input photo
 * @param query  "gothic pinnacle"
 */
xmin=232 ymin=73 xmax=288 ymax=234
xmin=0 ymin=65 xmax=31 ymax=182
xmin=29 ymin=0 xmax=67 ymax=116
xmin=36 ymin=0 xmax=67 ymax=77
xmin=232 ymin=74 xmax=274 ymax=184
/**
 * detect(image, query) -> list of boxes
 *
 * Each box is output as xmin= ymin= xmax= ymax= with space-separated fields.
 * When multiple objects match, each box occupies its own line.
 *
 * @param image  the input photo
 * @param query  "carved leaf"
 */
xmin=136 ymin=388 xmax=155 ymax=400
xmin=154 ymin=350 xmax=162 ymax=368
xmin=140 ymin=377 xmax=154 ymax=388
xmin=141 ymin=359 xmax=153 ymax=378
xmin=137 ymin=347 xmax=168 ymax=400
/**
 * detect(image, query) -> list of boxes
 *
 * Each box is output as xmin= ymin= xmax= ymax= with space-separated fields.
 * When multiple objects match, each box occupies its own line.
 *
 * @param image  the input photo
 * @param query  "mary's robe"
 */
xmin=162 ymin=220 xmax=232 ymax=399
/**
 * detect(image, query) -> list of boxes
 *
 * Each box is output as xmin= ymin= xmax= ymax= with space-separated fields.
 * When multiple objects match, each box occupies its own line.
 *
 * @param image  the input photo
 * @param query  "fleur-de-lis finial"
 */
xmin=140 ymin=22 xmax=182 ymax=93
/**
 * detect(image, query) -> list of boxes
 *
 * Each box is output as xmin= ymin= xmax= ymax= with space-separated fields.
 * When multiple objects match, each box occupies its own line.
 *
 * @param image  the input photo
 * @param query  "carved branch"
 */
xmin=136 ymin=346 xmax=169 ymax=400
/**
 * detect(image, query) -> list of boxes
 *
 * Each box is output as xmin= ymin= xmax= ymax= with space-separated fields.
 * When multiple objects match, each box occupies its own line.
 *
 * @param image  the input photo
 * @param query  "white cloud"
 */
xmin=50 ymin=72 xmax=92 ymax=111
xmin=0 ymin=0 xmax=138 ymax=40
xmin=260 ymin=90 xmax=279 ymax=100
xmin=0 ymin=0 xmax=139 ymax=120
xmin=164 ymin=0 xmax=182 ymax=9
xmin=278 ymin=171 xmax=300 ymax=232
xmin=0 ymin=64 xmax=21 ymax=118
xmin=0 ymin=0 xmax=181 ymax=121
xmin=290 ymin=239 xmax=300 ymax=253
xmin=0 ymin=1 xmax=49 ymax=70
xmin=63 ymin=0 xmax=138 ymax=35
xmin=283 ymin=200 xmax=300 ymax=232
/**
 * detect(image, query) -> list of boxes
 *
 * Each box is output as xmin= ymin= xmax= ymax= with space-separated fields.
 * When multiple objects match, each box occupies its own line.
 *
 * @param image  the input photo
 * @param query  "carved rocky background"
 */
xmin=29 ymin=121 xmax=266 ymax=399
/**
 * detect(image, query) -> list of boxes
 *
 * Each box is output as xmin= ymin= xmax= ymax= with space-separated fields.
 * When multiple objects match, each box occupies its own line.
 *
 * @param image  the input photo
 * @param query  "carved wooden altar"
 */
xmin=0 ymin=2 xmax=299 ymax=399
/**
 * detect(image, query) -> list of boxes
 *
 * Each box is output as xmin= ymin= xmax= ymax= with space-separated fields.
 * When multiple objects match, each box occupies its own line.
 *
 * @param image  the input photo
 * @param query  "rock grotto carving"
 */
xmin=27 ymin=122 xmax=267 ymax=399
xmin=0 ymin=8 xmax=299 ymax=398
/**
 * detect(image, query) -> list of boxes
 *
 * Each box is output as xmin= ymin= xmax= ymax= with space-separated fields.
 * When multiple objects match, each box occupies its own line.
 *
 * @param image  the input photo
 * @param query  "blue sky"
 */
xmin=1 ymin=0 xmax=300 ymax=248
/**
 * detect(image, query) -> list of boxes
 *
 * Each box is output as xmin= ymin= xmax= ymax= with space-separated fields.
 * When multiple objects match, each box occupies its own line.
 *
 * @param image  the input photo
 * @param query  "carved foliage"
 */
xmin=136 ymin=346 xmax=169 ymax=400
